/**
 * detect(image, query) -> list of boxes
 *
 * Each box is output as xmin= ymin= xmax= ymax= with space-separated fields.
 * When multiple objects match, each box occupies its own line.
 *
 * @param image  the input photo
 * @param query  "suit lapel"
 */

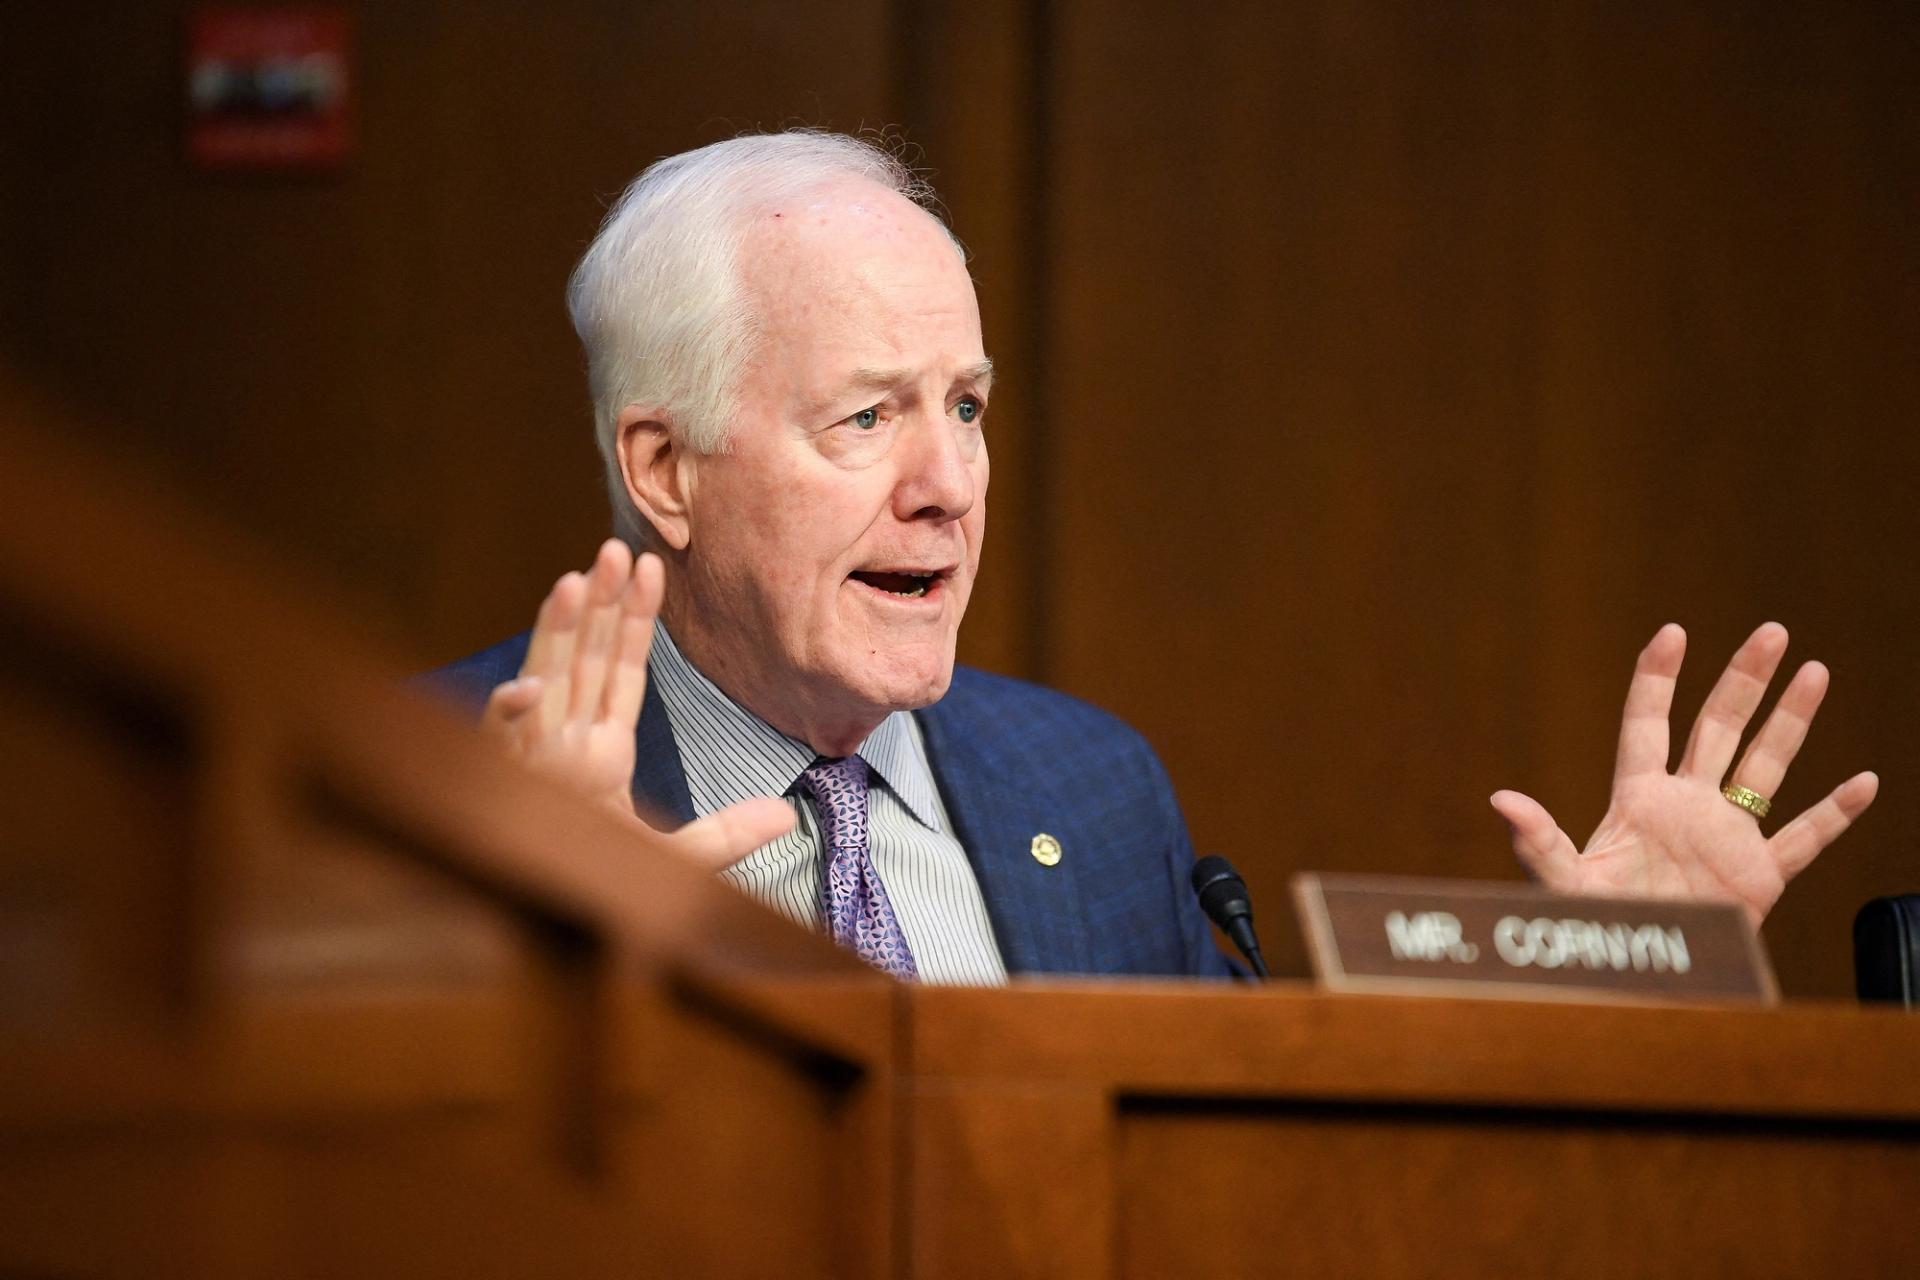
xmin=629 ymin=676 xmax=697 ymax=827
xmin=626 ymin=653 xmax=1091 ymax=974
xmin=917 ymin=698 xmax=1093 ymax=976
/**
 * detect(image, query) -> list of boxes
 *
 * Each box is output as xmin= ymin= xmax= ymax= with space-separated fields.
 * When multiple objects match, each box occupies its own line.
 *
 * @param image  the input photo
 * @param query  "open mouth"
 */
xmin=848 ymin=569 xmax=944 ymax=599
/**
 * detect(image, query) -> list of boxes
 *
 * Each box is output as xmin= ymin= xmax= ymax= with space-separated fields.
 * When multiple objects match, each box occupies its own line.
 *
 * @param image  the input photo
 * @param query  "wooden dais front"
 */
xmin=904 ymin=984 xmax=1920 ymax=1279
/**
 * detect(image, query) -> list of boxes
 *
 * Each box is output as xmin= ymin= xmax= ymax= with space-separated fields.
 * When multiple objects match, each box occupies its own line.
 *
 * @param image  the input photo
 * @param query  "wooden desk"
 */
xmin=905 ymin=983 xmax=1920 ymax=1278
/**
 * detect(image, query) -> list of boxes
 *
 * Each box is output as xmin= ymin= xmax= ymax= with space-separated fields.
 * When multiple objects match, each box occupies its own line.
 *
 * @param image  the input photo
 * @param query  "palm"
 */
xmin=1565 ymin=774 xmax=1787 ymax=921
xmin=514 ymin=706 xmax=637 ymax=811
xmin=1492 ymin=623 xmax=1877 ymax=928
xmin=484 ymin=540 xmax=657 ymax=813
xmin=480 ymin=540 xmax=796 ymax=869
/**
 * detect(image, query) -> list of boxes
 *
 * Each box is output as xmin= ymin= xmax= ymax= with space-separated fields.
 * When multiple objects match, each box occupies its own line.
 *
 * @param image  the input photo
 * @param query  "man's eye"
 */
xmin=953 ymin=396 xmax=982 ymax=424
xmin=849 ymin=407 xmax=880 ymax=430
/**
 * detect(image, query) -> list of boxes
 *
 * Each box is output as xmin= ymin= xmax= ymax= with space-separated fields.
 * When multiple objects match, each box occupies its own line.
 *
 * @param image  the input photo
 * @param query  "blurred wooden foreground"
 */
xmin=5 ymin=374 xmax=1920 ymax=1278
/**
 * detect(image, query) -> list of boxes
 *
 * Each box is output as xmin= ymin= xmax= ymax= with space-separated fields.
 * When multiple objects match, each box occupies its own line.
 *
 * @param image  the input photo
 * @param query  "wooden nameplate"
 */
xmin=1293 ymin=873 xmax=1778 ymax=1005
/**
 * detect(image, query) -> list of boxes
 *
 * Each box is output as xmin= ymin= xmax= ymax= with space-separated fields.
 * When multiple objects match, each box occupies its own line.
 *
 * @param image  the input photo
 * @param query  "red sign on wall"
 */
xmin=186 ymin=7 xmax=353 ymax=171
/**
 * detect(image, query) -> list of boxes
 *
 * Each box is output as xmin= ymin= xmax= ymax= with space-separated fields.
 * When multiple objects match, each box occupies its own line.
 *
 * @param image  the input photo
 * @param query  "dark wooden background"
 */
xmin=3 ymin=1 xmax=1914 ymax=995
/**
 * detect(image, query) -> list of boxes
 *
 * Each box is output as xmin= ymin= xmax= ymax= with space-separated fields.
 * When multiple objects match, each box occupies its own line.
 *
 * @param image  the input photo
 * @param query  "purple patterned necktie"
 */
xmin=798 ymin=755 xmax=917 ymax=979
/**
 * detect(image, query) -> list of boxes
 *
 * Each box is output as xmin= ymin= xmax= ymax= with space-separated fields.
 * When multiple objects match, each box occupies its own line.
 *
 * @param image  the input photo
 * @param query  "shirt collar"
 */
xmin=648 ymin=624 xmax=947 ymax=833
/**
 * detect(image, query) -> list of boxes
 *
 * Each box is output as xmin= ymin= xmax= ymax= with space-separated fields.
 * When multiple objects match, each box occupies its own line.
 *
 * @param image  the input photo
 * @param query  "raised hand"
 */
xmin=482 ymin=539 xmax=794 ymax=870
xmin=1490 ymin=623 xmax=1878 ymax=927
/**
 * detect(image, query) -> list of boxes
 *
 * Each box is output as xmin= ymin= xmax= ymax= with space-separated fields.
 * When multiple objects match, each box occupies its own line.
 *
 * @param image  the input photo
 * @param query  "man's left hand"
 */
xmin=1490 ymin=622 xmax=1878 ymax=927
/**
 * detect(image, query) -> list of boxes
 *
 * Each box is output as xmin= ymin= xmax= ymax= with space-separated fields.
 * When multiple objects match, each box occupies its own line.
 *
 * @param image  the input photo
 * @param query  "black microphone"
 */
xmin=1191 ymin=855 xmax=1271 ymax=979
xmin=1854 ymin=895 xmax=1919 ymax=1009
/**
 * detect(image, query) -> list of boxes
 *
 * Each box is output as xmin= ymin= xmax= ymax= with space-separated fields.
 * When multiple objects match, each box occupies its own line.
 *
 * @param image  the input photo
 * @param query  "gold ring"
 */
xmin=1722 ymin=783 xmax=1772 ymax=819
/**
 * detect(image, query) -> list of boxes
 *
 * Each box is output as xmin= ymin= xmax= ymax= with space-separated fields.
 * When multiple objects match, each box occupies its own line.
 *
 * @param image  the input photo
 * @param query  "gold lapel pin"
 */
xmin=1031 ymin=833 xmax=1063 ymax=867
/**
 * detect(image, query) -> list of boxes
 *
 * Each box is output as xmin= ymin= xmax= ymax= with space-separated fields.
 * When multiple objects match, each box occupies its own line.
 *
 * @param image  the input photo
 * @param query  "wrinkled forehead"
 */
xmin=738 ymin=179 xmax=972 ymax=320
xmin=757 ymin=176 xmax=943 ymax=240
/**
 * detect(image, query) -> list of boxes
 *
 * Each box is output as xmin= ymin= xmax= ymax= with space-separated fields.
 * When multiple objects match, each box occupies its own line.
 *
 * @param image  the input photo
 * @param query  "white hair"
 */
xmin=566 ymin=130 xmax=961 ymax=545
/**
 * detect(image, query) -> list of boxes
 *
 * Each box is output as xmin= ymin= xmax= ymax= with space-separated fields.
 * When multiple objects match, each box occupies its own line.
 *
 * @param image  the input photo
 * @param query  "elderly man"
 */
xmin=434 ymin=131 xmax=1876 ymax=982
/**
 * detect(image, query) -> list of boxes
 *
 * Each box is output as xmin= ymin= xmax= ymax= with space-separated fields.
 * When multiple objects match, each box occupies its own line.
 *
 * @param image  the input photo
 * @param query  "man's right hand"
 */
xmin=481 ymin=538 xmax=795 ymax=870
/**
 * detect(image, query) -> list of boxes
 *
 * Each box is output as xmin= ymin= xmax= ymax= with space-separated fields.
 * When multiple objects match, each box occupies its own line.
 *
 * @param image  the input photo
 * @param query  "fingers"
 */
xmin=482 ymin=675 xmax=542 ymax=731
xmin=1490 ymin=790 xmax=1580 ymax=889
xmin=1769 ymin=770 xmax=1879 ymax=880
xmin=666 ymin=797 xmax=798 ymax=872
xmin=522 ymin=570 xmax=587 ymax=731
xmin=1728 ymin=660 xmax=1829 ymax=799
xmin=519 ymin=538 xmax=645 ymax=736
xmin=603 ymin=552 xmax=663 ymax=728
xmin=1677 ymin=622 xmax=1788 ymax=782
xmin=1614 ymin=624 xmax=1686 ymax=779
xmin=567 ymin=539 xmax=633 ymax=719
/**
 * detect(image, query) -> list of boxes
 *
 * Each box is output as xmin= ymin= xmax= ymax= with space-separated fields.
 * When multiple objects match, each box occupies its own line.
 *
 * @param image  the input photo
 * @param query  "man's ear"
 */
xmin=616 ymin=406 xmax=694 ymax=551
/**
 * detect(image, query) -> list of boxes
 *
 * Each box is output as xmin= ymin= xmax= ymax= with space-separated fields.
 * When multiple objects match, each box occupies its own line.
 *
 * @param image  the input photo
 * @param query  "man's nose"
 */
xmin=894 ymin=413 xmax=978 ymax=522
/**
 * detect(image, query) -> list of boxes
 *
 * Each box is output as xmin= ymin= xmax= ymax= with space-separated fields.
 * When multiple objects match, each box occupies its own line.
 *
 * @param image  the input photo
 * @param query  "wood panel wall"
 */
xmin=0 ymin=0 xmax=897 ymax=660
xmin=1039 ymin=1 xmax=1919 ymax=993
xmin=3 ymin=2 xmax=1914 ymax=995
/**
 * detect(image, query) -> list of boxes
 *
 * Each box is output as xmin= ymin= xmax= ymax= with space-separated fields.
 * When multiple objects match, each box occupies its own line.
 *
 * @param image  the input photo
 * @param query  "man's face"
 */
xmin=668 ymin=179 xmax=990 ymax=751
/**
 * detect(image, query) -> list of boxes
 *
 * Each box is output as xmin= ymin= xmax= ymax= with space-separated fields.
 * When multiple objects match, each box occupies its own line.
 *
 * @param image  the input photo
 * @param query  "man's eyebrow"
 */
xmin=800 ymin=368 xmax=906 ymax=420
xmin=843 ymin=360 xmax=994 ymax=389
xmin=809 ymin=359 xmax=996 ymax=413
xmin=839 ymin=366 xmax=915 ymax=395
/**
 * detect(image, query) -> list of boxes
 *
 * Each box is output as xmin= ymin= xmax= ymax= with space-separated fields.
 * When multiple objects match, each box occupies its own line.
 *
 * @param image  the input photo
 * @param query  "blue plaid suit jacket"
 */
xmin=432 ymin=633 xmax=1234 ymax=978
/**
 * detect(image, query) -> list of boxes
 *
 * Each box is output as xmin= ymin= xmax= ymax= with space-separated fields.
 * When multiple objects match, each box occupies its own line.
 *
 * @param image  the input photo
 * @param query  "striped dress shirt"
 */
xmin=648 ymin=626 xmax=1009 ymax=986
